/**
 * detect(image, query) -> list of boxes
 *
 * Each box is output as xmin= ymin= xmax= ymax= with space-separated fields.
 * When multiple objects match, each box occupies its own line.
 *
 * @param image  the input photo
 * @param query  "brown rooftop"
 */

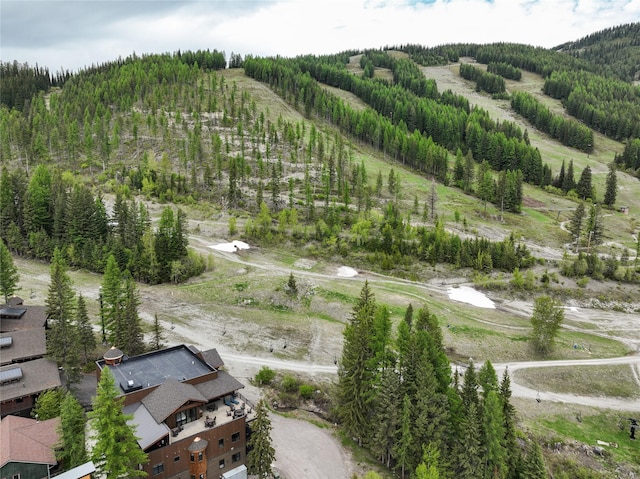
xmin=0 ymin=329 xmax=47 ymax=366
xmin=0 ymin=303 xmax=48 ymax=332
xmin=0 ymin=415 xmax=60 ymax=467
xmin=0 ymin=358 xmax=61 ymax=403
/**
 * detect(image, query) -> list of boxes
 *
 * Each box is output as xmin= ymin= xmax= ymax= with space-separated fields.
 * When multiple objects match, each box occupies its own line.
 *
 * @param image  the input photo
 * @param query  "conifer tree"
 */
xmin=0 ymin=240 xmax=19 ymax=303
xmin=457 ymin=402 xmax=482 ymax=479
xmin=414 ymin=443 xmax=442 ymax=479
xmin=520 ymin=442 xmax=547 ymax=479
xmin=394 ymin=394 xmax=414 ymax=479
xmin=482 ymin=390 xmax=507 ymax=479
xmin=89 ymin=367 xmax=148 ymax=479
xmin=100 ymin=255 xmax=123 ymax=345
xmin=562 ymin=159 xmax=575 ymax=192
xmin=119 ymin=271 xmax=145 ymax=356
xmin=586 ymin=204 xmax=604 ymax=248
xmin=499 ymin=369 xmax=521 ymax=479
xmin=150 ymin=313 xmax=165 ymax=351
xmin=336 ymin=281 xmax=378 ymax=445
xmin=46 ymin=248 xmax=81 ymax=386
xmin=576 ymin=166 xmax=592 ymax=200
xmin=371 ymin=366 xmax=400 ymax=468
xmin=568 ymin=202 xmax=586 ymax=252
xmin=32 ymin=388 xmax=63 ymax=420
xmin=246 ymin=399 xmax=275 ymax=478
xmin=76 ymin=293 xmax=96 ymax=364
xmin=57 ymin=392 xmax=87 ymax=470
xmin=603 ymin=162 xmax=617 ymax=207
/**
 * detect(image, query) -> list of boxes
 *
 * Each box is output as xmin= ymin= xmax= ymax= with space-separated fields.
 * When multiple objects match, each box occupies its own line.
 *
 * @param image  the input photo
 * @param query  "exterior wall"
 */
xmin=1 ymin=461 xmax=50 ymax=479
xmin=143 ymin=418 xmax=246 ymax=479
xmin=0 ymin=395 xmax=36 ymax=418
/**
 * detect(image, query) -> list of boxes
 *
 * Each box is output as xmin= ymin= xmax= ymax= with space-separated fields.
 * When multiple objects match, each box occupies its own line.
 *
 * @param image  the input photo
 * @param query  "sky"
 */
xmin=2 ymin=0 xmax=639 ymax=73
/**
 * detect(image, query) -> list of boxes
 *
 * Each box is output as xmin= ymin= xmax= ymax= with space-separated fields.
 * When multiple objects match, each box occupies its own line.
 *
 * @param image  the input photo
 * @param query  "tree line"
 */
xmin=459 ymin=63 xmax=506 ymax=95
xmin=487 ymin=62 xmax=522 ymax=81
xmin=510 ymin=91 xmax=594 ymax=152
xmin=542 ymin=70 xmax=640 ymax=141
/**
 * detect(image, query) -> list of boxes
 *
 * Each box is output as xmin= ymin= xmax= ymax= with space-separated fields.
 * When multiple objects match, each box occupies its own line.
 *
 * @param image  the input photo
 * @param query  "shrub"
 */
xmin=280 ymin=375 xmax=299 ymax=393
xmin=254 ymin=366 xmax=276 ymax=386
xmin=298 ymin=384 xmax=315 ymax=399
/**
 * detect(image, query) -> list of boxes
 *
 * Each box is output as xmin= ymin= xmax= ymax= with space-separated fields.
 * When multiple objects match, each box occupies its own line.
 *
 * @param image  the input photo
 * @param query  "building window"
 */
xmin=218 ymin=438 xmax=224 ymax=448
xmin=174 ymin=456 xmax=180 ymax=462
xmin=198 ymin=452 xmax=203 ymax=461
xmin=190 ymin=453 xmax=195 ymax=462
xmin=15 ymin=398 xmax=23 ymax=403
xmin=199 ymin=475 xmax=204 ymax=479
xmin=219 ymin=459 xmax=225 ymax=469
xmin=231 ymin=432 xmax=240 ymax=442
xmin=12 ymin=475 xmax=21 ymax=479
xmin=232 ymin=452 xmax=241 ymax=463
xmin=152 ymin=463 xmax=164 ymax=475
xmin=190 ymin=475 xmax=196 ymax=479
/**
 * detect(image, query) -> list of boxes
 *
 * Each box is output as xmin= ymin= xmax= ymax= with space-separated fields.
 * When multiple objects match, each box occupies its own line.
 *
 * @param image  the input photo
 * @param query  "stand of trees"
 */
xmin=0 ymin=166 xmax=203 ymax=284
xmin=487 ymin=62 xmax=522 ymax=80
xmin=459 ymin=63 xmax=506 ymax=94
xmin=336 ymin=282 xmax=546 ymax=478
xmin=511 ymin=91 xmax=594 ymax=152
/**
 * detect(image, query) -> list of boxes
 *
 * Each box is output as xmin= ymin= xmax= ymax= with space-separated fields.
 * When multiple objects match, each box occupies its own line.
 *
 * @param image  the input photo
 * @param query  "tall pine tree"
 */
xmin=246 ymin=399 xmax=275 ymax=478
xmin=89 ymin=367 xmax=148 ymax=479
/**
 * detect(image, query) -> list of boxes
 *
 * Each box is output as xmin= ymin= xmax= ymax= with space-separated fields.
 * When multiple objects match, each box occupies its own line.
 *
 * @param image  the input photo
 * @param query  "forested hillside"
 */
xmin=1 ymin=25 xmax=639 ymax=479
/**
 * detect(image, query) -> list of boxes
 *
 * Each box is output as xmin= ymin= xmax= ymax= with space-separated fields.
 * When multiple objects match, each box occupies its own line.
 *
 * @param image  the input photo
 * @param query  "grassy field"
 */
xmin=513 ymin=364 xmax=640 ymax=399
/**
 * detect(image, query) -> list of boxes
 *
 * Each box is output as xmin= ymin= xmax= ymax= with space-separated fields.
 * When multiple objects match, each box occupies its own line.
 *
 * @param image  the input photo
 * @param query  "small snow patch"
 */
xmin=209 ymin=240 xmax=250 ymax=252
xmin=447 ymin=285 xmax=495 ymax=309
xmin=337 ymin=266 xmax=358 ymax=277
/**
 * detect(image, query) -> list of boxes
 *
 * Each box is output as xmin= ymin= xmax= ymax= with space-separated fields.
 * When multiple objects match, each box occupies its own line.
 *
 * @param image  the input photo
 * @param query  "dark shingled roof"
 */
xmin=0 ymin=358 xmax=61 ymax=402
xmin=0 ymin=329 xmax=47 ymax=366
xmin=0 ymin=304 xmax=47 ymax=332
xmin=188 ymin=437 xmax=208 ymax=451
xmin=141 ymin=379 xmax=207 ymax=423
xmin=194 ymin=370 xmax=244 ymax=402
xmin=200 ymin=348 xmax=224 ymax=369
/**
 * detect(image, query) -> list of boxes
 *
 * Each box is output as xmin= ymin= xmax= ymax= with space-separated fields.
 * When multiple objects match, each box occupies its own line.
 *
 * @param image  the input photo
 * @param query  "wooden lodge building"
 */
xmin=96 ymin=345 xmax=254 ymax=479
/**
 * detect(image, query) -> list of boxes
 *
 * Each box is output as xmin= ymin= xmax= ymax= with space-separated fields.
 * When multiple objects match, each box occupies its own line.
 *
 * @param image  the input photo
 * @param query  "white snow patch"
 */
xmin=336 ymin=266 xmax=358 ymax=277
xmin=209 ymin=240 xmax=250 ymax=252
xmin=447 ymin=285 xmax=495 ymax=309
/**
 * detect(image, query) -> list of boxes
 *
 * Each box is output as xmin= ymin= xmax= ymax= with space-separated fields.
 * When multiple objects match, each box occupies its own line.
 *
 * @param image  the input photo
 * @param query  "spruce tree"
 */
xmin=587 ymin=204 xmax=604 ymax=248
xmin=562 ymin=159 xmax=575 ymax=192
xmin=576 ymin=166 xmax=592 ymax=200
xmin=150 ymin=313 xmax=165 ymax=351
xmin=120 ymin=271 xmax=145 ymax=356
xmin=46 ymin=248 xmax=81 ymax=386
xmin=457 ymin=402 xmax=483 ymax=479
xmin=520 ymin=442 xmax=547 ymax=479
xmin=57 ymin=392 xmax=87 ymax=469
xmin=603 ymin=162 xmax=617 ymax=207
xmin=89 ymin=367 xmax=148 ymax=479
xmin=371 ymin=366 xmax=400 ymax=468
xmin=101 ymin=255 xmax=123 ymax=345
xmin=499 ymin=369 xmax=521 ymax=479
xmin=394 ymin=394 xmax=414 ymax=479
xmin=76 ymin=293 xmax=96 ymax=364
xmin=336 ymin=281 xmax=378 ymax=445
xmin=568 ymin=202 xmax=586 ymax=252
xmin=482 ymin=390 xmax=507 ymax=479
xmin=0 ymin=240 xmax=19 ymax=303
xmin=246 ymin=399 xmax=275 ymax=478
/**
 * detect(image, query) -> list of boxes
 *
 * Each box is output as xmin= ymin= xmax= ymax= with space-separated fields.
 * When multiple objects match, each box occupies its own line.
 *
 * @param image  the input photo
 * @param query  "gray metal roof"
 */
xmin=124 ymin=403 xmax=169 ymax=451
xmin=51 ymin=461 xmax=96 ymax=479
